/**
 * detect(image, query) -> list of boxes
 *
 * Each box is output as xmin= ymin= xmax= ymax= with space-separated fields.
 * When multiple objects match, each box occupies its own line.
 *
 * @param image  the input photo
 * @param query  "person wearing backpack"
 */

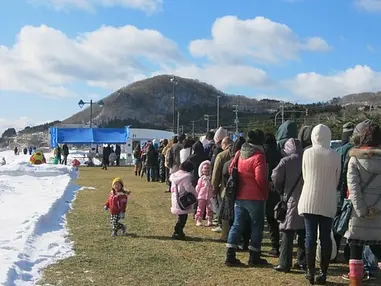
xmin=345 ymin=123 xmax=381 ymax=285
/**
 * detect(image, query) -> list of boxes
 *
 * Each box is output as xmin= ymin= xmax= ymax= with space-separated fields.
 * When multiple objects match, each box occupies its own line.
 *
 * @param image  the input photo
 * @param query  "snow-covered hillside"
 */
xmin=0 ymin=150 xmax=86 ymax=286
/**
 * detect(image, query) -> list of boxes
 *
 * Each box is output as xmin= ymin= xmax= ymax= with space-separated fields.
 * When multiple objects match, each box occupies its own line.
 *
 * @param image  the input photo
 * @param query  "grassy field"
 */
xmin=38 ymin=167 xmax=380 ymax=286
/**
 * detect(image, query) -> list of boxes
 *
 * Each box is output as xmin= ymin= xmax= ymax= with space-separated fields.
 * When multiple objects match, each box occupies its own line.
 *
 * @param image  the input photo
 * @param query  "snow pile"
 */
xmin=0 ymin=151 xmax=81 ymax=286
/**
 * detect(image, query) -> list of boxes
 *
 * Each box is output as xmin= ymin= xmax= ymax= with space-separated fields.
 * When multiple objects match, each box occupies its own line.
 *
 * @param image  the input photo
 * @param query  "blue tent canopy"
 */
xmin=50 ymin=127 xmax=129 ymax=147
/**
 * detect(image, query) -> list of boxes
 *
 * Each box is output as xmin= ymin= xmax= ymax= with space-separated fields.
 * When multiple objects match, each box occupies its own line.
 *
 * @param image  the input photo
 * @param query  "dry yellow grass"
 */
xmin=38 ymin=167 xmax=380 ymax=286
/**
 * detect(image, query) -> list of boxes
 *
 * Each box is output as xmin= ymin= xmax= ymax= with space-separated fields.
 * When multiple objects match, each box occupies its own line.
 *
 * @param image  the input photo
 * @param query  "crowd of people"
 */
xmin=127 ymin=121 xmax=381 ymax=285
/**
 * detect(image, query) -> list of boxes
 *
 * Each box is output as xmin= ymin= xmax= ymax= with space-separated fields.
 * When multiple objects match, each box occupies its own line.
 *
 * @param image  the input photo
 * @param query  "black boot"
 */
xmin=315 ymin=246 xmax=330 ymax=285
xmin=225 ymin=248 xmax=245 ymax=267
xmin=306 ymin=249 xmax=316 ymax=285
xmin=248 ymin=250 xmax=268 ymax=267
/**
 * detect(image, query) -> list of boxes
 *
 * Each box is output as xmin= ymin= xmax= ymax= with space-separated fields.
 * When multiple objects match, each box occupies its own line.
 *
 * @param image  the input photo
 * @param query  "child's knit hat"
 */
xmin=112 ymin=177 xmax=124 ymax=188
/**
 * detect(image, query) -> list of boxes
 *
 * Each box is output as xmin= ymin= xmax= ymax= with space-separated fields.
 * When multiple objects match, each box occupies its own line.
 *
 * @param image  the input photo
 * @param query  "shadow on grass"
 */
xmin=133 ymin=234 xmax=224 ymax=243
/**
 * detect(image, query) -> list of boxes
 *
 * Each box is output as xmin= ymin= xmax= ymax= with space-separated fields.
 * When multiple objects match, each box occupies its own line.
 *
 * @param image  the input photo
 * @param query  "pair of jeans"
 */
xmin=227 ymin=200 xmax=265 ymax=252
xmin=266 ymin=191 xmax=280 ymax=249
xmin=304 ymin=214 xmax=333 ymax=272
xmin=279 ymin=230 xmax=306 ymax=269
xmin=363 ymin=246 xmax=380 ymax=276
xmin=146 ymin=166 xmax=156 ymax=182
xmin=174 ymin=214 xmax=188 ymax=235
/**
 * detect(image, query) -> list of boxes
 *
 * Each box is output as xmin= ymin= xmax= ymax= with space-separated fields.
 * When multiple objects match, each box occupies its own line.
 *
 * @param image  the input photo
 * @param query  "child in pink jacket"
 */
xmin=195 ymin=160 xmax=213 ymax=227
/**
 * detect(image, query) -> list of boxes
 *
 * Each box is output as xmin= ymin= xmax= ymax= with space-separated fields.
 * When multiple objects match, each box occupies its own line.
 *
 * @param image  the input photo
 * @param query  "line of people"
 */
xmin=133 ymin=121 xmax=381 ymax=285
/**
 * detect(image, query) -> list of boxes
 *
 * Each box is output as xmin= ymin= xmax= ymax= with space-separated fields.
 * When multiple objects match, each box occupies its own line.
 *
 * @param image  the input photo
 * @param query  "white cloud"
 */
xmin=0 ymin=24 xmax=183 ymax=97
xmin=189 ymin=16 xmax=330 ymax=65
xmin=355 ymin=0 xmax=381 ymax=12
xmin=284 ymin=65 xmax=381 ymax=101
xmin=367 ymin=44 xmax=376 ymax=52
xmin=0 ymin=117 xmax=34 ymax=135
xmin=30 ymin=0 xmax=162 ymax=14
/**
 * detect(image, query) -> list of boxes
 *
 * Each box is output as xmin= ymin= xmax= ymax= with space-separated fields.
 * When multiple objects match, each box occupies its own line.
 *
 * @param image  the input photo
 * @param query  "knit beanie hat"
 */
xmin=341 ymin=122 xmax=355 ymax=144
xmin=214 ymin=127 xmax=228 ymax=143
xmin=247 ymin=129 xmax=265 ymax=145
xmin=351 ymin=119 xmax=373 ymax=146
xmin=112 ymin=177 xmax=124 ymax=188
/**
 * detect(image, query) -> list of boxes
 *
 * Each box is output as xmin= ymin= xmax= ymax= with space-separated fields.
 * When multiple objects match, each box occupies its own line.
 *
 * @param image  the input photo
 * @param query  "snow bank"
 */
xmin=0 ymin=151 xmax=81 ymax=286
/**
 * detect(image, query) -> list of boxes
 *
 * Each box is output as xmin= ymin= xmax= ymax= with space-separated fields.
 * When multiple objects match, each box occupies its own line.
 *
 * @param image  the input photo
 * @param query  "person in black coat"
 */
xmin=158 ymin=139 xmax=168 ymax=183
xmin=62 ymin=144 xmax=69 ymax=165
xmin=188 ymin=141 xmax=207 ymax=187
xmin=115 ymin=144 xmax=121 ymax=166
xmin=145 ymin=144 xmax=158 ymax=182
xmin=264 ymin=133 xmax=282 ymax=257
xmin=102 ymin=145 xmax=111 ymax=170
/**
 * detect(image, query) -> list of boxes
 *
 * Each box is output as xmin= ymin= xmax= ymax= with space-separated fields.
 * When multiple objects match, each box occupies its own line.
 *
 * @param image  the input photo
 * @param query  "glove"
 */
xmin=104 ymin=206 xmax=109 ymax=211
xmin=120 ymin=212 xmax=125 ymax=219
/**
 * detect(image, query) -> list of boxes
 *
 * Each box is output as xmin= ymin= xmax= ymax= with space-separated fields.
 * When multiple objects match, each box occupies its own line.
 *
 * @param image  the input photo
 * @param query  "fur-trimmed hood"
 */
xmin=349 ymin=147 xmax=381 ymax=174
xmin=198 ymin=160 xmax=211 ymax=177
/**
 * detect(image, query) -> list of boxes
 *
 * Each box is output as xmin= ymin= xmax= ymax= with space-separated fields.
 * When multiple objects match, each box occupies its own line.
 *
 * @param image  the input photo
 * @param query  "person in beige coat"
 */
xmin=211 ymin=136 xmax=234 ymax=238
xmin=345 ymin=123 xmax=381 ymax=285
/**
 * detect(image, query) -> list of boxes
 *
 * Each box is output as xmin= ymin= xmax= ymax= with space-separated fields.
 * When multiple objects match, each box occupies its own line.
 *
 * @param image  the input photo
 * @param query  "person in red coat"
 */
xmin=225 ymin=129 xmax=269 ymax=267
xmin=104 ymin=177 xmax=131 ymax=236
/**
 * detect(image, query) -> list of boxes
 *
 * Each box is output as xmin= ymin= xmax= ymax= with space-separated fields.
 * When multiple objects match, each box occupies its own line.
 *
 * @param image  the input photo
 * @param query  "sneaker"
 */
xmin=212 ymin=226 xmax=222 ymax=233
xmin=196 ymin=219 xmax=202 ymax=227
xmin=342 ymin=271 xmax=370 ymax=281
xmin=111 ymin=231 xmax=117 ymax=237
xmin=121 ymin=224 xmax=126 ymax=235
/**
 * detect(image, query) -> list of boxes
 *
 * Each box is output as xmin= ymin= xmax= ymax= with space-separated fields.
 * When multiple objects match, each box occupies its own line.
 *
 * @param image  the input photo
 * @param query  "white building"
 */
xmin=124 ymin=128 xmax=175 ymax=164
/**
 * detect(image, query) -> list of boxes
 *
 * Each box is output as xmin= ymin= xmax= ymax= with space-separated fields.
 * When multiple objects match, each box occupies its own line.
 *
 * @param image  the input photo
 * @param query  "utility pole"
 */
xmin=191 ymin=121 xmax=195 ymax=138
xmin=304 ymin=108 xmax=308 ymax=126
xmin=204 ymin=114 xmax=210 ymax=132
xmin=281 ymin=101 xmax=285 ymax=124
xmin=177 ymin=111 xmax=180 ymax=135
xmin=170 ymin=76 xmax=178 ymax=134
xmin=233 ymin=105 xmax=239 ymax=134
xmin=217 ymin=95 xmax=221 ymax=128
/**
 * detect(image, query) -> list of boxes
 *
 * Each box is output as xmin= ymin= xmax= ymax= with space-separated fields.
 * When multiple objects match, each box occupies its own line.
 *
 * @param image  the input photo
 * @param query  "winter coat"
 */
xmin=229 ymin=143 xmax=268 ymax=201
xmin=211 ymin=145 xmax=223 ymax=169
xmin=276 ymin=120 xmax=298 ymax=152
xmin=104 ymin=190 xmax=128 ymax=215
xmin=345 ymin=148 xmax=381 ymax=242
xmin=115 ymin=145 xmax=121 ymax=156
xmin=298 ymin=124 xmax=341 ymax=218
xmin=169 ymin=170 xmax=197 ymax=215
xmin=188 ymin=141 xmax=207 ymax=186
xmin=211 ymin=145 xmax=233 ymax=197
xmin=167 ymin=142 xmax=183 ymax=174
xmin=196 ymin=160 xmax=212 ymax=200
xmin=204 ymin=141 xmax=215 ymax=161
xmin=264 ymin=143 xmax=281 ymax=182
xmin=145 ymin=147 xmax=158 ymax=167
xmin=271 ymin=138 xmax=304 ymax=231
xmin=335 ymin=142 xmax=354 ymax=209
xmin=62 ymin=144 xmax=69 ymax=156
xmin=180 ymin=147 xmax=192 ymax=164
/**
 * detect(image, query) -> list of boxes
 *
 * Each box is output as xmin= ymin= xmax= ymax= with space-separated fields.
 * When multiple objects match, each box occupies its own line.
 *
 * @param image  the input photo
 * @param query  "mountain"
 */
xmin=63 ymin=75 xmax=281 ymax=131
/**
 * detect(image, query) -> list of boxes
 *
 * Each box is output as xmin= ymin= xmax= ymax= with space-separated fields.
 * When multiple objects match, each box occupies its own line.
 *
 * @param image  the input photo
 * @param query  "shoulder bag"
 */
xmin=176 ymin=184 xmax=197 ymax=211
xmin=225 ymin=152 xmax=240 ymax=200
xmin=333 ymin=173 xmax=377 ymax=236
xmin=274 ymin=173 xmax=302 ymax=223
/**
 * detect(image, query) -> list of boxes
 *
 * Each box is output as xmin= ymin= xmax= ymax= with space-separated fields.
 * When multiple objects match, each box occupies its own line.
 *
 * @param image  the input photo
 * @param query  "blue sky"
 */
xmin=1 ymin=0 xmax=381 ymax=133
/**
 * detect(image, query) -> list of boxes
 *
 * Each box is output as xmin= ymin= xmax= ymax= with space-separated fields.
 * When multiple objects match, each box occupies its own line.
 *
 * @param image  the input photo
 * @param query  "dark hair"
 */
xmin=180 ymin=160 xmax=194 ymax=172
xmin=173 ymin=136 xmax=178 ymax=144
xmin=206 ymin=131 xmax=215 ymax=140
xmin=360 ymin=124 xmax=381 ymax=147
xmin=183 ymin=138 xmax=195 ymax=149
xmin=247 ymin=129 xmax=265 ymax=145
xmin=264 ymin=133 xmax=276 ymax=146
xmin=232 ymin=137 xmax=245 ymax=154
xmin=178 ymin=133 xmax=186 ymax=143
xmin=163 ymin=139 xmax=168 ymax=146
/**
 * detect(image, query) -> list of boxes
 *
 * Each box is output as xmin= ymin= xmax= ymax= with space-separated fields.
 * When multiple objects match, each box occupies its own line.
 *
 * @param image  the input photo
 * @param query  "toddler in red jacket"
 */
xmin=104 ymin=177 xmax=131 ymax=236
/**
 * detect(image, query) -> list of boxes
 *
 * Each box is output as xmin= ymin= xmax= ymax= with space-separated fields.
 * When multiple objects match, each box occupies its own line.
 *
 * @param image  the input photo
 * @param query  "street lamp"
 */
xmin=78 ymin=99 xmax=105 ymax=128
xmin=170 ymin=76 xmax=178 ymax=134
xmin=217 ymin=95 xmax=222 ymax=128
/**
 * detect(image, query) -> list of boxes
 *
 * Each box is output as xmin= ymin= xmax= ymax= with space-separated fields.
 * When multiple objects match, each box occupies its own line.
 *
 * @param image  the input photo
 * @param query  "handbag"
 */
xmin=333 ymin=173 xmax=377 ymax=235
xmin=274 ymin=173 xmax=302 ymax=223
xmin=176 ymin=185 xmax=197 ymax=211
xmin=225 ymin=153 xmax=240 ymax=200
